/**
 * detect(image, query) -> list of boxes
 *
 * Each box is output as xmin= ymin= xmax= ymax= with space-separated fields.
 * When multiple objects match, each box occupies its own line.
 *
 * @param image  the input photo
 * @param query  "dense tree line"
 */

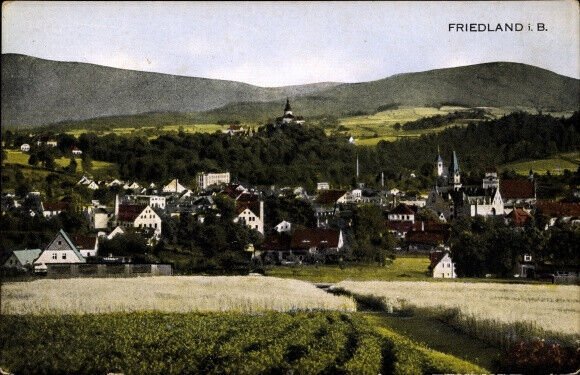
xmin=450 ymin=217 xmax=580 ymax=277
xmin=402 ymin=109 xmax=487 ymax=130
xmin=48 ymin=112 xmax=577 ymax=192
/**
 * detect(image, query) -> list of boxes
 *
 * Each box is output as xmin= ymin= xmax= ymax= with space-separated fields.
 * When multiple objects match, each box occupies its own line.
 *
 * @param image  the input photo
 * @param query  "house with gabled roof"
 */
xmin=3 ymin=249 xmax=42 ymax=270
xmin=234 ymin=197 xmax=264 ymax=234
xmin=34 ymin=230 xmax=86 ymax=273
xmin=72 ymin=234 xmax=99 ymax=258
xmin=388 ymin=203 xmax=416 ymax=223
xmin=42 ymin=201 xmax=70 ymax=218
xmin=162 ymin=179 xmax=188 ymax=194
xmin=505 ymin=208 xmax=533 ymax=227
xmin=500 ymin=178 xmax=536 ymax=210
xmin=116 ymin=204 xmax=162 ymax=237
xmin=430 ymin=251 xmax=456 ymax=278
xmin=291 ymin=228 xmax=344 ymax=255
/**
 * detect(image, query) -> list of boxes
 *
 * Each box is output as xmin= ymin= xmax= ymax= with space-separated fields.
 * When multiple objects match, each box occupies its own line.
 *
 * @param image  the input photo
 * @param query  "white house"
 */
xmin=20 ymin=143 xmax=30 ymax=152
xmin=34 ymin=230 xmax=86 ymax=272
xmin=163 ymin=179 xmax=188 ymax=194
xmin=430 ymin=252 xmax=457 ymax=278
xmin=3 ymin=249 xmax=42 ymax=270
xmin=42 ymin=201 xmax=70 ymax=218
xmin=72 ymin=147 xmax=83 ymax=156
xmin=197 ymin=172 xmax=231 ymax=190
xmin=123 ymin=181 xmax=142 ymax=191
xmin=388 ymin=204 xmax=415 ymax=223
xmin=116 ymin=204 xmax=162 ymax=237
xmin=317 ymin=182 xmax=330 ymax=191
xmin=77 ymin=176 xmax=99 ymax=190
xmin=123 ymin=194 xmax=166 ymax=210
xmin=234 ymin=200 xmax=264 ymax=234
xmin=275 ymin=220 xmax=292 ymax=233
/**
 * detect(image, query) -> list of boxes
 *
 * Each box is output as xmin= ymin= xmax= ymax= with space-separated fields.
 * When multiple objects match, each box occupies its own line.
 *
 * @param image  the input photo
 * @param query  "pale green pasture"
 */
xmin=4 ymin=149 xmax=114 ymax=173
xmin=501 ymin=152 xmax=580 ymax=175
xmin=66 ymin=123 xmax=230 ymax=137
xmin=335 ymin=107 xmax=476 ymax=146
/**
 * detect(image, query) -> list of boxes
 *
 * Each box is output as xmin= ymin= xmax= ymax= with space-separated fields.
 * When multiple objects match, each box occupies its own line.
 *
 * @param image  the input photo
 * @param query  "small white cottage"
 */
xmin=430 ymin=251 xmax=457 ymax=278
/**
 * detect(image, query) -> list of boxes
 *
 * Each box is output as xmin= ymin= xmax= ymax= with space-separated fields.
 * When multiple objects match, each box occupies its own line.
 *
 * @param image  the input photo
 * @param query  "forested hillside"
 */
xmin=33 ymin=111 xmax=578 ymax=189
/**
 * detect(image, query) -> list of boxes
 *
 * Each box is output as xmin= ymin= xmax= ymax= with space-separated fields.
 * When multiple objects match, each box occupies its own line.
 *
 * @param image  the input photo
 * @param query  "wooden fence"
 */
xmin=46 ymin=263 xmax=172 ymax=278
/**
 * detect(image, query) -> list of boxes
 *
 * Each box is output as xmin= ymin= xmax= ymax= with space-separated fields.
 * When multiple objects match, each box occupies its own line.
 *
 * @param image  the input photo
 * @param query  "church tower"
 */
xmin=448 ymin=151 xmax=461 ymax=190
xmin=436 ymin=147 xmax=444 ymax=177
xmin=284 ymin=98 xmax=293 ymax=116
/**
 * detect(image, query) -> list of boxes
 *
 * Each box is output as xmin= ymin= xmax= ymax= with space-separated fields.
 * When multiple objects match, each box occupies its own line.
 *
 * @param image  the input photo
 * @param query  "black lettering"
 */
xmin=515 ymin=23 xmax=523 ymax=31
xmin=537 ymin=23 xmax=546 ymax=31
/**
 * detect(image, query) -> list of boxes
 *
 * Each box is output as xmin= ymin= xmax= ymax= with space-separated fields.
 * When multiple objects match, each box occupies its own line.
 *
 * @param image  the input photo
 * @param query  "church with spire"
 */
xmin=427 ymin=150 xmax=503 ymax=221
xmin=276 ymin=98 xmax=305 ymax=125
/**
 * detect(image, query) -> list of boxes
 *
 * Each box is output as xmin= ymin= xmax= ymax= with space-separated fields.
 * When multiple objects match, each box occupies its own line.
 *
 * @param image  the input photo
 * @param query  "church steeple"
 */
xmin=436 ymin=146 xmax=443 ymax=177
xmin=284 ymin=98 xmax=292 ymax=115
xmin=448 ymin=151 xmax=461 ymax=190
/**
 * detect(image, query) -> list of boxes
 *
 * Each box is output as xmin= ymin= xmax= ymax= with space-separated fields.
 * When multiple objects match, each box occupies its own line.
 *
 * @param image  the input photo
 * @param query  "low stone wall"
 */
xmin=46 ymin=263 xmax=173 ymax=278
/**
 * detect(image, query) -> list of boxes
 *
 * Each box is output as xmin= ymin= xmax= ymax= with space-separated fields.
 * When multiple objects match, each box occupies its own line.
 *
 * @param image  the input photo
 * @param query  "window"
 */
xmin=58 ymin=240 xmax=62 ymax=245
xmin=52 ymin=253 xmax=57 ymax=260
xmin=62 ymin=253 xmax=67 ymax=260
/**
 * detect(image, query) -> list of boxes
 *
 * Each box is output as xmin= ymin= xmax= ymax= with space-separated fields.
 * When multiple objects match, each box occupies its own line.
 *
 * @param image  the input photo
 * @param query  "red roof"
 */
xmin=505 ymin=208 xmax=533 ymax=227
xmin=260 ymin=233 xmax=292 ymax=251
xmin=390 ymin=204 xmax=415 ymax=215
xmin=500 ymin=179 xmax=535 ymax=200
xmin=406 ymin=231 xmax=449 ymax=246
xmin=316 ymin=190 xmax=346 ymax=205
xmin=412 ymin=221 xmax=451 ymax=232
xmin=429 ymin=251 xmax=448 ymax=268
xmin=117 ymin=204 xmax=146 ymax=222
xmin=291 ymin=228 xmax=341 ymax=250
xmin=236 ymin=200 xmax=260 ymax=216
xmin=43 ymin=201 xmax=70 ymax=212
xmin=386 ymin=221 xmax=414 ymax=234
xmin=536 ymin=201 xmax=580 ymax=217
xmin=72 ymin=235 xmax=97 ymax=250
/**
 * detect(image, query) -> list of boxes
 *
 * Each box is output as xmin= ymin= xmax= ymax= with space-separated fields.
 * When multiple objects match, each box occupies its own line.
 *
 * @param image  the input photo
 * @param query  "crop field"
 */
xmin=0 ymin=311 xmax=487 ymax=375
xmin=1 ymin=276 xmax=356 ymax=314
xmin=500 ymin=152 xmax=580 ymax=175
xmin=266 ymin=256 xmax=431 ymax=283
xmin=333 ymin=281 xmax=580 ymax=337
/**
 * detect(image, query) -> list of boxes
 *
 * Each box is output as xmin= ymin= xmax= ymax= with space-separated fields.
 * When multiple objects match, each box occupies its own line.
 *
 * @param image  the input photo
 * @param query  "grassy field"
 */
xmin=1 ymin=276 xmax=356 ymax=314
xmin=64 ymin=123 xmax=236 ymax=138
xmin=265 ymin=256 xmax=431 ymax=283
xmin=333 ymin=281 xmax=580 ymax=336
xmin=500 ymin=152 xmax=580 ymax=175
xmin=4 ymin=149 xmax=114 ymax=173
xmin=364 ymin=311 xmax=501 ymax=371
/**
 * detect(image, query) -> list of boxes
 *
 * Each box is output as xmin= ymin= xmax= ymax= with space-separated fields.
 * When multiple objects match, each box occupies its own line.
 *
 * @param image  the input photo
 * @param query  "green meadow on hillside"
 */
xmin=500 ymin=152 xmax=580 ymax=175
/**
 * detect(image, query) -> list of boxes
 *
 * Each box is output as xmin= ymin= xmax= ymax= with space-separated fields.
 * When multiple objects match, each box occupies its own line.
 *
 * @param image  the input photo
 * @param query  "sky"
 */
xmin=2 ymin=1 xmax=579 ymax=87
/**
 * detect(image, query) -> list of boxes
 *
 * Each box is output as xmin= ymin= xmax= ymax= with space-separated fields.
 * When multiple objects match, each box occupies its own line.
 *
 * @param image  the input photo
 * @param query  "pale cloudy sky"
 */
xmin=2 ymin=1 xmax=578 ymax=86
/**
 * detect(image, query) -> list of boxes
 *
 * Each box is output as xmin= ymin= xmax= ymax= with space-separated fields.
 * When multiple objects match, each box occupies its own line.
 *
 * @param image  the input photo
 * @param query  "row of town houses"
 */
xmin=3 ymin=152 xmax=580 ymax=278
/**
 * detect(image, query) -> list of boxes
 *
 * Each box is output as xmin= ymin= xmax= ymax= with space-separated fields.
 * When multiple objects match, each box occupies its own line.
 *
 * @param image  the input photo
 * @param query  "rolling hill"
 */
xmin=1 ymin=54 xmax=339 ymax=128
xmin=204 ymin=62 xmax=580 ymax=123
xmin=2 ymin=54 xmax=578 ymax=128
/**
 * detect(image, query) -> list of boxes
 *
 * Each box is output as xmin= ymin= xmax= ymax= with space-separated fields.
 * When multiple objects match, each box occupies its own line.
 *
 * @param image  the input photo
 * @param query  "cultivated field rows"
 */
xmin=333 ymin=281 xmax=580 ymax=335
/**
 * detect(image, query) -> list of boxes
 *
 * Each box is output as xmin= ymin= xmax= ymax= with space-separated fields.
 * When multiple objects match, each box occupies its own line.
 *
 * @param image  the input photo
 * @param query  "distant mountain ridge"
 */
xmin=1 ymin=54 xmax=340 ymax=127
xmin=2 ymin=54 xmax=579 ymax=128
